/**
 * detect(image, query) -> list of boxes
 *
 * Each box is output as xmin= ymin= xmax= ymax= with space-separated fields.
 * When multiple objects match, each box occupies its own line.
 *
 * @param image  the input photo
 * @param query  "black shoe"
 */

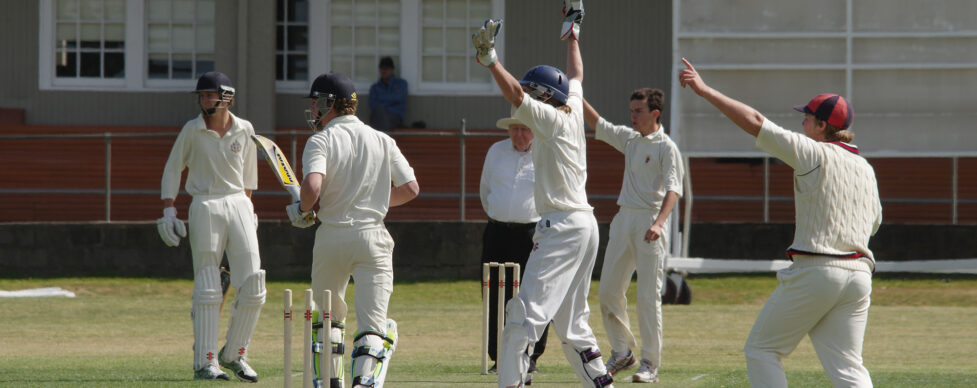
xmin=525 ymin=373 xmax=533 ymax=386
xmin=488 ymin=363 xmax=497 ymax=373
xmin=528 ymin=360 xmax=539 ymax=373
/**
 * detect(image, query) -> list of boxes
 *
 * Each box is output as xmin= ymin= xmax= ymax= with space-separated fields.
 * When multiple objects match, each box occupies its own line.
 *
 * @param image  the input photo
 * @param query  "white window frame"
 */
xmin=280 ymin=0 xmax=504 ymax=95
xmin=39 ymin=0 xmax=208 ymax=91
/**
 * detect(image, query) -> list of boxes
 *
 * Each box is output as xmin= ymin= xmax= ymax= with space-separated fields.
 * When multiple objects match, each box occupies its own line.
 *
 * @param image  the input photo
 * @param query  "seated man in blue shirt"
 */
xmin=369 ymin=57 xmax=408 ymax=132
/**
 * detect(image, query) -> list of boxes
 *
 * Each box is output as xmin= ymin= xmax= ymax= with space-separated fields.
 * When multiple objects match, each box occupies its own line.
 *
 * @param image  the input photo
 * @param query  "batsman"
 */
xmin=288 ymin=72 xmax=420 ymax=388
xmin=158 ymin=71 xmax=266 ymax=382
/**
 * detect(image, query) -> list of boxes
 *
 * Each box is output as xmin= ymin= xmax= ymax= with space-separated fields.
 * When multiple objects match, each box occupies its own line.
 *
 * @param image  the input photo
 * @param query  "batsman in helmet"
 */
xmin=158 ymin=71 xmax=266 ymax=382
xmin=472 ymin=1 xmax=614 ymax=387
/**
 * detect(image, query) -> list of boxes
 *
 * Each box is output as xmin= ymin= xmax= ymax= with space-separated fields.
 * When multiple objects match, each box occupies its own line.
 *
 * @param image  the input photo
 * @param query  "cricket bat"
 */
xmin=251 ymin=134 xmax=301 ymax=202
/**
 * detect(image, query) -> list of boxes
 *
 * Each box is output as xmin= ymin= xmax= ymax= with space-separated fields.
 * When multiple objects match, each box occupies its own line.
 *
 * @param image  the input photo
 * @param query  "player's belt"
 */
xmin=488 ymin=218 xmax=537 ymax=230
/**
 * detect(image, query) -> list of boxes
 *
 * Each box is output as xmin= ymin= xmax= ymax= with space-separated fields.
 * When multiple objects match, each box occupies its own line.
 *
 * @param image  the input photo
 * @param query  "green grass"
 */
xmin=1 ymin=275 xmax=976 ymax=387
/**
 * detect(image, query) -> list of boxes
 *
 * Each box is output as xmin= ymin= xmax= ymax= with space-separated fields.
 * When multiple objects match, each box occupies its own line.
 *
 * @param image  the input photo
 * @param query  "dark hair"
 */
xmin=819 ymin=120 xmax=854 ymax=143
xmin=379 ymin=56 xmax=395 ymax=69
xmin=630 ymin=88 xmax=665 ymax=124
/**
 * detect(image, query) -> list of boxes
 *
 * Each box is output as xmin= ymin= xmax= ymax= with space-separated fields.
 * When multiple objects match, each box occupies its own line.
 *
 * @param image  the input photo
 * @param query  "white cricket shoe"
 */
xmin=193 ymin=364 xmax=230 ymax=381
xmin=632 ymin=360 xmax=659 ymax=383
xmin=218 ymin=346 xmax=258 ymax=383
xmin=604 ymin=349 xmax=637 ymax=376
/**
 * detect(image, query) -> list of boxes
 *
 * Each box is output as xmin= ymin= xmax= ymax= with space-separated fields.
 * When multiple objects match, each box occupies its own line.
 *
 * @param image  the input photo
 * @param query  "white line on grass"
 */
xmin=691 ymin=373 xmax=709 ymax=381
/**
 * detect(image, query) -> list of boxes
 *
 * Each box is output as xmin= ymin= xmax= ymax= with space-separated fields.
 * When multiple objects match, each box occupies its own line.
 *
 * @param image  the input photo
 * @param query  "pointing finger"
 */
xmin=682 ymin=57 xmax=695 ymax=72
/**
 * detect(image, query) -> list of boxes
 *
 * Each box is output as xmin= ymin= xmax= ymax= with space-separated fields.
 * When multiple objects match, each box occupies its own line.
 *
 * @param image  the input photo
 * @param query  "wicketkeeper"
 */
xmin=680 ymin=58 xmax=882 ymax=388
xmin=289 ymin=72 xmax=419 ymax=388
xmin=472 ymin=2 xmax=614 ymax=387
xmin=158 ymin=71 xmax=266 ymax=382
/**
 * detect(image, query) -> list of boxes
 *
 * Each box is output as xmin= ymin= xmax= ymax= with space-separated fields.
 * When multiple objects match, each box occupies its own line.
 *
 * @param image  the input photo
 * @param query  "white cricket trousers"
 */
xmin=188 ymin=192 xmax=261 ymax=286
xmin=518 ymin=210 xmax=602 ymax=360
xmin=745 ymin=258 xmax=873 ymax=388
xmin=598 ymin=207 xmax=668 ymax=367
xmin=311 ymin=224 xmax=395 ymax=333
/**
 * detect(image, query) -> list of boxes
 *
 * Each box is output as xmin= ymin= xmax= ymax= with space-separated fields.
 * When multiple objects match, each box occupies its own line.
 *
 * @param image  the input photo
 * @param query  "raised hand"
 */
xmin=561 ymin=0 xmax=584 ymax=40
xmin=678 ymin=58 xmax=706 ymax=94
xmin=472 ymin=19 xmax=502 ymax=67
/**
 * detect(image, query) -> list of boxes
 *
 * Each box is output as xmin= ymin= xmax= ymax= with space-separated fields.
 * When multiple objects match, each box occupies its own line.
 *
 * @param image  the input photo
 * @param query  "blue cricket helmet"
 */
xmin=519 ymin=65 xmax=569 ymax=105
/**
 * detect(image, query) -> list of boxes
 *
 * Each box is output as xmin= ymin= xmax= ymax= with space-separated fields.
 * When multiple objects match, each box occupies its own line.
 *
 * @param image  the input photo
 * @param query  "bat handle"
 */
xmin=286 ymin=185 xmax=301 ymax=203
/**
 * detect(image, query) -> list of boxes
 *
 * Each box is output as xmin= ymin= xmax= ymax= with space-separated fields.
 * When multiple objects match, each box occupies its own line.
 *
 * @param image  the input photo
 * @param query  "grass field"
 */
xmin=1 ymin=274 xmax=976 ymax=387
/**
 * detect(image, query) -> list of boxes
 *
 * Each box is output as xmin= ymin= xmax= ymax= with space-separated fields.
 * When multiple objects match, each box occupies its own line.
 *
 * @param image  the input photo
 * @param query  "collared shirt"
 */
xmin=755 ymin=119 xmax=882 ymax=267
xmin=595 ymin=118 xmax=684 ymax=210
xmin=161 ymin=112 xmax=257 ymax=199
xmin=303 ymin=115 xmax=416 ymax=228
xmin=479 ymin=138 xmax=540 ymax=223
xmin=513 ymin=79 xmax=593 ymax=214
xmin=369 ymin=77 xmax=408 ymax=119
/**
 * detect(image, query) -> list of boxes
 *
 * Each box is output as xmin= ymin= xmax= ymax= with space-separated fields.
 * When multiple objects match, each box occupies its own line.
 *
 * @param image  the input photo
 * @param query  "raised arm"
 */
xmin=582 ymin=98 xmax=599 ymax=129
xmin=488 ymin=63 xmax=525 ymax=108
xmin=473 ymin=19 xmax=524 ymax=108
xmin=566 ymin=36 xmax=582 ymax=83
xmin=679 ymin=58 xmax=764 ymax=137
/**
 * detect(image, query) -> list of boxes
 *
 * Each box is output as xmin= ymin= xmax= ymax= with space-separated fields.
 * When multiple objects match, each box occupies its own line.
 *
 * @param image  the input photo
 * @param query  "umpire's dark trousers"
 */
xmin=481 ymin=218 xmax=550 ymax=366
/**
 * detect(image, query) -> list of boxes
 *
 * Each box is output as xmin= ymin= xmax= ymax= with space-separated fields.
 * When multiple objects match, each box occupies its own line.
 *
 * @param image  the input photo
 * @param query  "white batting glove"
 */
xmin=561 ymin=0 xmax=584 ymax=40
xmin=472 ymin=19 xmax=502 ymax=67
xmin=156 ymin=207 xmax=187 ymax=247
xmin=286 ymin=202 xmax=316 ymax=229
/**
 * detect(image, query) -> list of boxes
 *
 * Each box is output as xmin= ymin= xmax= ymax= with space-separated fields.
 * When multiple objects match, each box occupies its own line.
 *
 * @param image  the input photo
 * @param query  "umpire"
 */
xmin=479 ymin=116 xmax=549 ymax=374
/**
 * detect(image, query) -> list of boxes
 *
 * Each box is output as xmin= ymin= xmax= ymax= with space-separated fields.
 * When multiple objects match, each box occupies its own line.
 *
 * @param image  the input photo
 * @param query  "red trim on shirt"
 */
xmin=828 ymin=141 xmax=859 ymax=155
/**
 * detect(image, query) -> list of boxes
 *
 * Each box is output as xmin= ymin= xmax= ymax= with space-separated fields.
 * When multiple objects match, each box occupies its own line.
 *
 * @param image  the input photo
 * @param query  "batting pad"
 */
xmin=192 ymin=265 xmax=223 ymax=369
xmin=498 ymin=298 xmax=531 ymax=387
xmin=223 ymin=270 xmax=266 ymax=361
xmin=561 ymin=343 xmax=613 ymax=388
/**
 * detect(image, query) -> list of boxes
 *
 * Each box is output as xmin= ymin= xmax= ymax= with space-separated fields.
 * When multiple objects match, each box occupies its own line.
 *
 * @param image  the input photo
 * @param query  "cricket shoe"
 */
xmin=631 ymin=360 xmax=659 ymax=383
xmin=604 ymin=349 xmax=637 ymax=376
xmin=218 ymin=346 xmax=258 ymax=383
xmin=193 ymin=364 xmax=230 ymax=381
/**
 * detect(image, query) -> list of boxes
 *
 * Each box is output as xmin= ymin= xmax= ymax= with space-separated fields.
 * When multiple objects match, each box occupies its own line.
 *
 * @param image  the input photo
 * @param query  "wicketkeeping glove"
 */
xmin=286 ymin=201 xmax=316 ymax=229
xmin=472 ymin=19 xmax=502 ymax=67
xmin=156 ymin=206 xmax=187 ymax=247
xmin=561 ymin=0 xmax=585 ymax=40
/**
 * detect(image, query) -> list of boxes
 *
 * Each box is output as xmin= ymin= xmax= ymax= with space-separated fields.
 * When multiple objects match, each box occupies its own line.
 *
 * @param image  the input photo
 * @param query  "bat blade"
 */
xmin=251 ymin=134 xmax=301 ymax=202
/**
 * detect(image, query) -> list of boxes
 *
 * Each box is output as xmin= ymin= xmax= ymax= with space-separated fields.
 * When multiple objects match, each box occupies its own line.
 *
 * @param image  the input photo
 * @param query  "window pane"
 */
xmin=277 ymin=25 xmax=285 ymax=50
xmin=287 ymin=25 xmax=308 ymax=50
xmin=445 ymin=0 xmax=465 ymax=25
xmin=104 ymin=23 xmax=125 ymax=49
xmin=104 ymin=0 xmax=125 ymax=20
xmin=469 ymin=0 xmax=490 ymax=20
xmin=422 ymin=27 xmax=442 ymax=54
xmin=446 ymin=56 xmax=466 ymax=82
xmin=290 ymin=0 xmax=309 ymax=22
xmin=57 ymin=0 xmax=79 ymax=19
xmin=355 ymin=27 xmax=377 ymax=51
xmin=197 ymin=24 xmax=215 ymax=52
xmin=173 ymin=0 xmax=195 ymax=21
xmin=332 ymin=26 xmax=353 ymax=52
xmin=148 ymin=53 xmax=169 ymax=78
xmin=80 ymin=52 xmax=101 ymax=76
xmin=172 ymin=53 xmax=193 ymax=78
xmin=57 ymin=23 xmax=77 ymax=48
xmin=277 ymin=0 xmax=285 ymax=22
xmin=80 ymin=0 xmax=102 ymax=20
xmin=148 ymin=24 xmax=170 ymax=51
xmin=331 ymin=56 xmax=353 ymax=77
xmin=197 ymin=0 xmax=215 ymax=22
xmin=276 ymin=54 xmax=285 ymax=79
xmin=378 ymin=27 xmax=398 ymax=51
xmin=445 ymin=27 xmax=466 ymax=54
xmin=288 ymin=54 xmax=308 ymax=80
xmin=422 ymin=0 xmax=442 ymax=25
xmin=331 ymin=0 xmax=353 ymax=23
xmin=470 ymin=64 xmax=490 ymax=82
xmin=148 ymin=0 xmax=172 ymax=21
xmin=354 ymin=0 xmax=377 ymax=25
xmin=355 ymin=54 xmax=375 ymax=82
xmin=422 ymin=55 xmax=442 ymax=82
xmin=80 ymin=23 xmax=100 ymax=48
xmin=56 ymin=51 xmax=77 ymax=76
xmin=105 ymin=52 xmax=125 ymax=78
xmin=196 ymin=55 xmax=214 ymax=77
xmin=378 ymin=0 xmax=399 ymax=24
xmin=172 ymin=25 xmax=194 ymax=51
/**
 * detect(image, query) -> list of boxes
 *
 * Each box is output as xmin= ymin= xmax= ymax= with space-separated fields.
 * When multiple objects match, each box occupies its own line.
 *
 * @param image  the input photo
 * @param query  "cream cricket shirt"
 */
xmin=755 ymin=119 xmax=882 ymax=267
xmin=595 ymin=118 xmax=684 ymax=210
xmin=161 ymin=113 xmax=258 ymax=199
xmin=479 ymin=138 xmax=540 ymax=223
xmin=513 ymin=79 xmax=592 ymax=214
xmin=302 ymin=115 xmax=415 ymax=228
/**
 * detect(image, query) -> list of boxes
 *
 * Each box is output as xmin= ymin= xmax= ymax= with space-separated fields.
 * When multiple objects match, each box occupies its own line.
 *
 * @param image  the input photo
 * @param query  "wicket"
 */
xmin=283 ymin=288 xmax=332 ymax=388
xmin=481 ymin=262 xmax=520 ymax=375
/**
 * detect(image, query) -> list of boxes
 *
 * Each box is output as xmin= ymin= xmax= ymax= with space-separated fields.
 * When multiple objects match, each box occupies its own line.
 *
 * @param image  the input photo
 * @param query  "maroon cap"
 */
xmin=793 ymin=93 xmax=853 ymax=130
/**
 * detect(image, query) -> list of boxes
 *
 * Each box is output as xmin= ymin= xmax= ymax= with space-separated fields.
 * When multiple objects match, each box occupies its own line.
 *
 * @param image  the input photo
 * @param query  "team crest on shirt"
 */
xmin=645 ymin=155 xmax=651 ymax=163
xmin=230 ymin=140 xmax=242 ymax=153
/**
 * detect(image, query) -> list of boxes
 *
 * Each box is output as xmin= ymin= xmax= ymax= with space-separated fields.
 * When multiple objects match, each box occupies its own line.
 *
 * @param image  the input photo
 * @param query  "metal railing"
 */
xmin=0 ymin=131 xmax=972 ymax=224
